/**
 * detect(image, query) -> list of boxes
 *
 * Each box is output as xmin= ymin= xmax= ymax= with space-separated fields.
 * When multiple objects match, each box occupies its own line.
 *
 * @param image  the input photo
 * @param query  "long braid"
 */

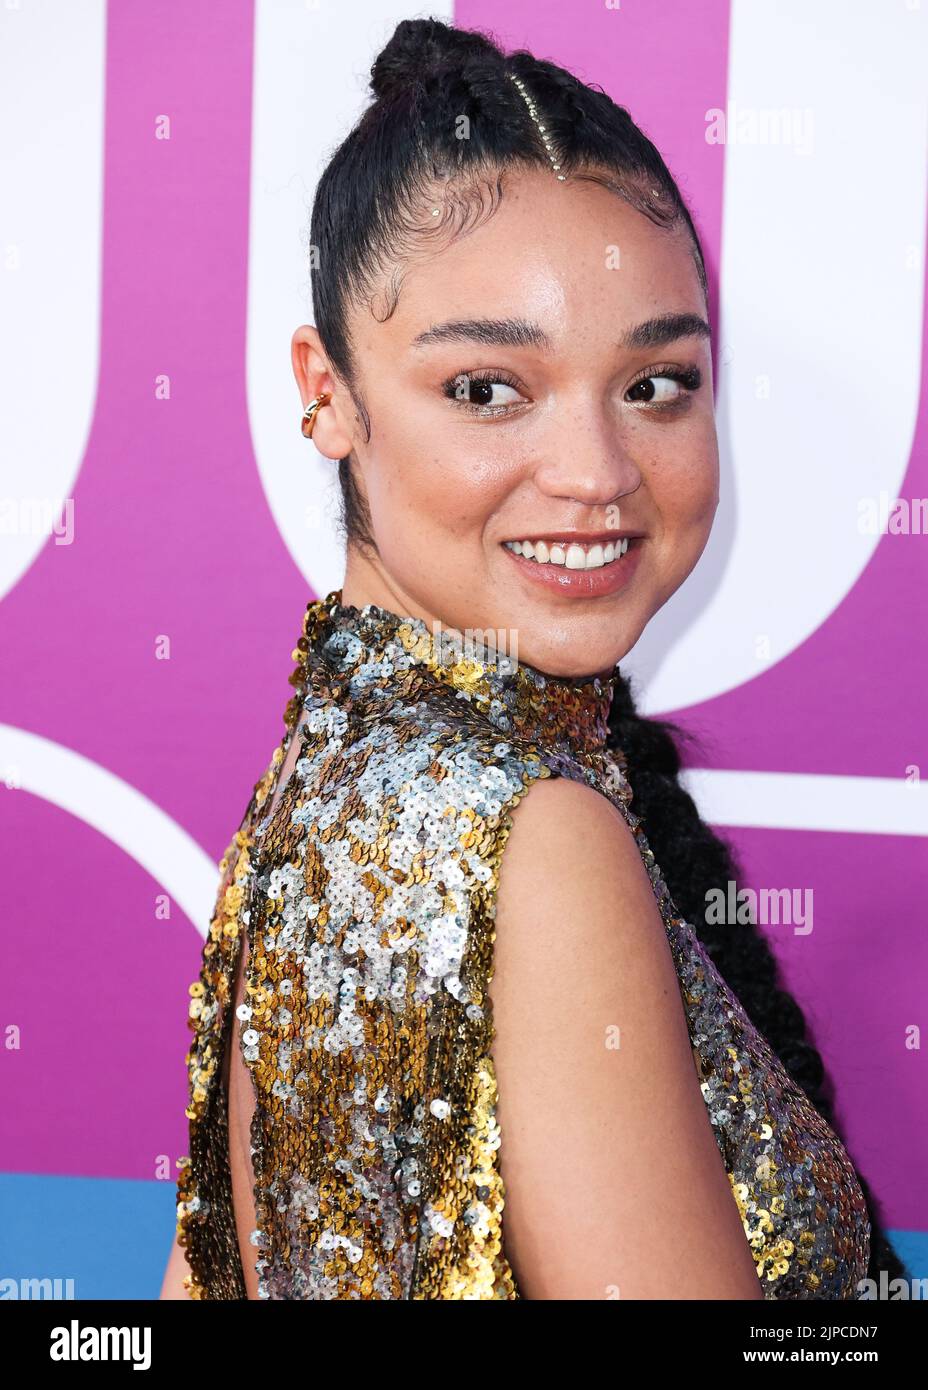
xmin=607 ymin=673 xmax=908 ymax=1283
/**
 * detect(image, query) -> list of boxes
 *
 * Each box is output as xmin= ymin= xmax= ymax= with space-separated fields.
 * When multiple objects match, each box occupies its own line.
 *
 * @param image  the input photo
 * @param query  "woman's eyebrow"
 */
xmin=411 ymin=317 xmax=550 ymax=350
xmin=621 ymin=311 xmax=712 ymax=350
xmin=410 ymin=311 xmax=711 ymax=352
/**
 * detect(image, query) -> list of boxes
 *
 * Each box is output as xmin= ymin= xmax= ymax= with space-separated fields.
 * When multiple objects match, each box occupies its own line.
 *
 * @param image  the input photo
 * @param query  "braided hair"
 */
xmin=607 ymin=679 xmax=907 ymax=1283
xmin=307 ymin=15 xmax=907 ymax=1286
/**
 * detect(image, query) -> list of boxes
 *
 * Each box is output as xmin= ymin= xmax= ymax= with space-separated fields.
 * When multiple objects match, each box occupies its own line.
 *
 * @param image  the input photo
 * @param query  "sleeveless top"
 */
xmin=175 ymin=589 xmax=871 ymax=1300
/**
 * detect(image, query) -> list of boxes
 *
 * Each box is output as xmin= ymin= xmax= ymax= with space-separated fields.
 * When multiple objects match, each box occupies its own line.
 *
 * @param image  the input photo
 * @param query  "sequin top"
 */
xmin=175 ymin=590 xmax=871 ymax=1300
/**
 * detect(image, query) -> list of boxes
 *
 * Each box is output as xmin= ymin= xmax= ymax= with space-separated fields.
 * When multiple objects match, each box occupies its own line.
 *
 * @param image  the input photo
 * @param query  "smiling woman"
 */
xmin=164 ymin=16 xmax=905 ymax=1301
xmin=296 ymin=152 xmax=721 ymax=678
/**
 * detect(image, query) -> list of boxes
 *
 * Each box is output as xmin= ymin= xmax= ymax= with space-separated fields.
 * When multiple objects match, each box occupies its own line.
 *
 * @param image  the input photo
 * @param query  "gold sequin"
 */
xmin=176 ymin=591 xmax=871 ymax=1299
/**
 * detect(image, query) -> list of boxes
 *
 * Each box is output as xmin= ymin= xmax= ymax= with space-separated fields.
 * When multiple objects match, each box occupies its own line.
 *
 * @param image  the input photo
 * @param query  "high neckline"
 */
xmin=299 ymin=589 xmax=619 ymax=758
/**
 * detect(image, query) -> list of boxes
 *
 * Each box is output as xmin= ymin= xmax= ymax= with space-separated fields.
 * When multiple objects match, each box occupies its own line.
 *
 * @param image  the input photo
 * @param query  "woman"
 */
xmin=161 ymin=17 xmax=905 ymax=1300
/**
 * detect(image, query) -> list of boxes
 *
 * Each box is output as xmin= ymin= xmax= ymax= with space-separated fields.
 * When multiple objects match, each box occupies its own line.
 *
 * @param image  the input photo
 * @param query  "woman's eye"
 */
xmin=443 ymin=371 xmax=524 ymax=414
xmin=625 ymin=365 xmax=702 ymax=409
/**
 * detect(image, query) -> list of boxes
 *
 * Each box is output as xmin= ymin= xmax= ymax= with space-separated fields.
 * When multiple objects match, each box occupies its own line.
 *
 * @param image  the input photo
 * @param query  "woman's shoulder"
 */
xmin=494 ymin=773 xmax=663 ymax=953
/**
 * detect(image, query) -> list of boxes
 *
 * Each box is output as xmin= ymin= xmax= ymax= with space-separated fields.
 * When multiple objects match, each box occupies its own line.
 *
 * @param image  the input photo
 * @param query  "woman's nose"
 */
xmin=530 ymin=424 xmax=642 ymax=506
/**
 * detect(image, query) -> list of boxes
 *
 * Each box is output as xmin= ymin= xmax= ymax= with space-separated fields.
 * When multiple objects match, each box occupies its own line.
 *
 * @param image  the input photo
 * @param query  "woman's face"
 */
xmin=295 ymin=165 xmax=719 ymax=678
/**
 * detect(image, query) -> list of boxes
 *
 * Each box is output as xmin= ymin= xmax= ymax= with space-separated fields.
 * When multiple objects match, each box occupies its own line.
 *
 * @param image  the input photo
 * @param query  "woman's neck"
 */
xmin=339 ymin=548 xmax=619 ymax=688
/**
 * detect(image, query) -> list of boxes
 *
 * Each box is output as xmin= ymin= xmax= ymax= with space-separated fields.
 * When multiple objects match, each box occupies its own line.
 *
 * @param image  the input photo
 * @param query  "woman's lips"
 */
xmin=500 ymin=536 xmax=644 ymax=597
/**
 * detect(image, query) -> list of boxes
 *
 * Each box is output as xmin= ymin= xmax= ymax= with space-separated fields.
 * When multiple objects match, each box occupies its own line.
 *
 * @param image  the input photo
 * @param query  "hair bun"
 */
xmin=370 ymin=17 xmax=498 ymax=101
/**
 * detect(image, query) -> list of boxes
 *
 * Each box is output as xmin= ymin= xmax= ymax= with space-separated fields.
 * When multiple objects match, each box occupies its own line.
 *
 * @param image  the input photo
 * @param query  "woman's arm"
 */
xmin=159 ymin=1232 xmax=193 ymax=1300
xmin=491 ymin=774 xmax=764 ymax=1300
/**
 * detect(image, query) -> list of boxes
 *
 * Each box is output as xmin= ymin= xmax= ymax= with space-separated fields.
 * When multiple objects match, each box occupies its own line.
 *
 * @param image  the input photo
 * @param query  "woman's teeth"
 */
xmin=503 ymin=538 xmax=631 ymax=569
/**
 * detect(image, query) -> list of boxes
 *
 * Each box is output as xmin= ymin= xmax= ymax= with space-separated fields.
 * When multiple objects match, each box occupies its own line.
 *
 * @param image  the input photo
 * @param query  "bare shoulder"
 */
xmin=500 ymin=771 xmax=647 ymax=900
xmin=497 ymin=773 xmax=662 ymax=959
xmin=490 ymin=772 xmax=763 ymax=1301
xmin=494 ymin=773 xmax=677 ymax=1057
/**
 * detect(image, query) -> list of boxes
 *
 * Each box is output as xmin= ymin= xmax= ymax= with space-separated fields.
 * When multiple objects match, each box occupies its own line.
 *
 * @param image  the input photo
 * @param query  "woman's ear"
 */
xmin=290 ymin=324 xmax=354 ymax=460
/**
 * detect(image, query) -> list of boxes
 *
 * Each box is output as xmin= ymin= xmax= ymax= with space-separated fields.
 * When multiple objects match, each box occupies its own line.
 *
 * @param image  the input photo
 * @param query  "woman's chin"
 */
xmin=495 ymin=610 xmax=639 ymax=680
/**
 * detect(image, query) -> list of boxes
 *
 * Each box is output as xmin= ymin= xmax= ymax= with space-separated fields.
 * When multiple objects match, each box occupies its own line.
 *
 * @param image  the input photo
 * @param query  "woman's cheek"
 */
xmin=412 ymin=461 xmax=494 ymax=537
xmin=367 ymin=459 xmax=462 ymax=570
